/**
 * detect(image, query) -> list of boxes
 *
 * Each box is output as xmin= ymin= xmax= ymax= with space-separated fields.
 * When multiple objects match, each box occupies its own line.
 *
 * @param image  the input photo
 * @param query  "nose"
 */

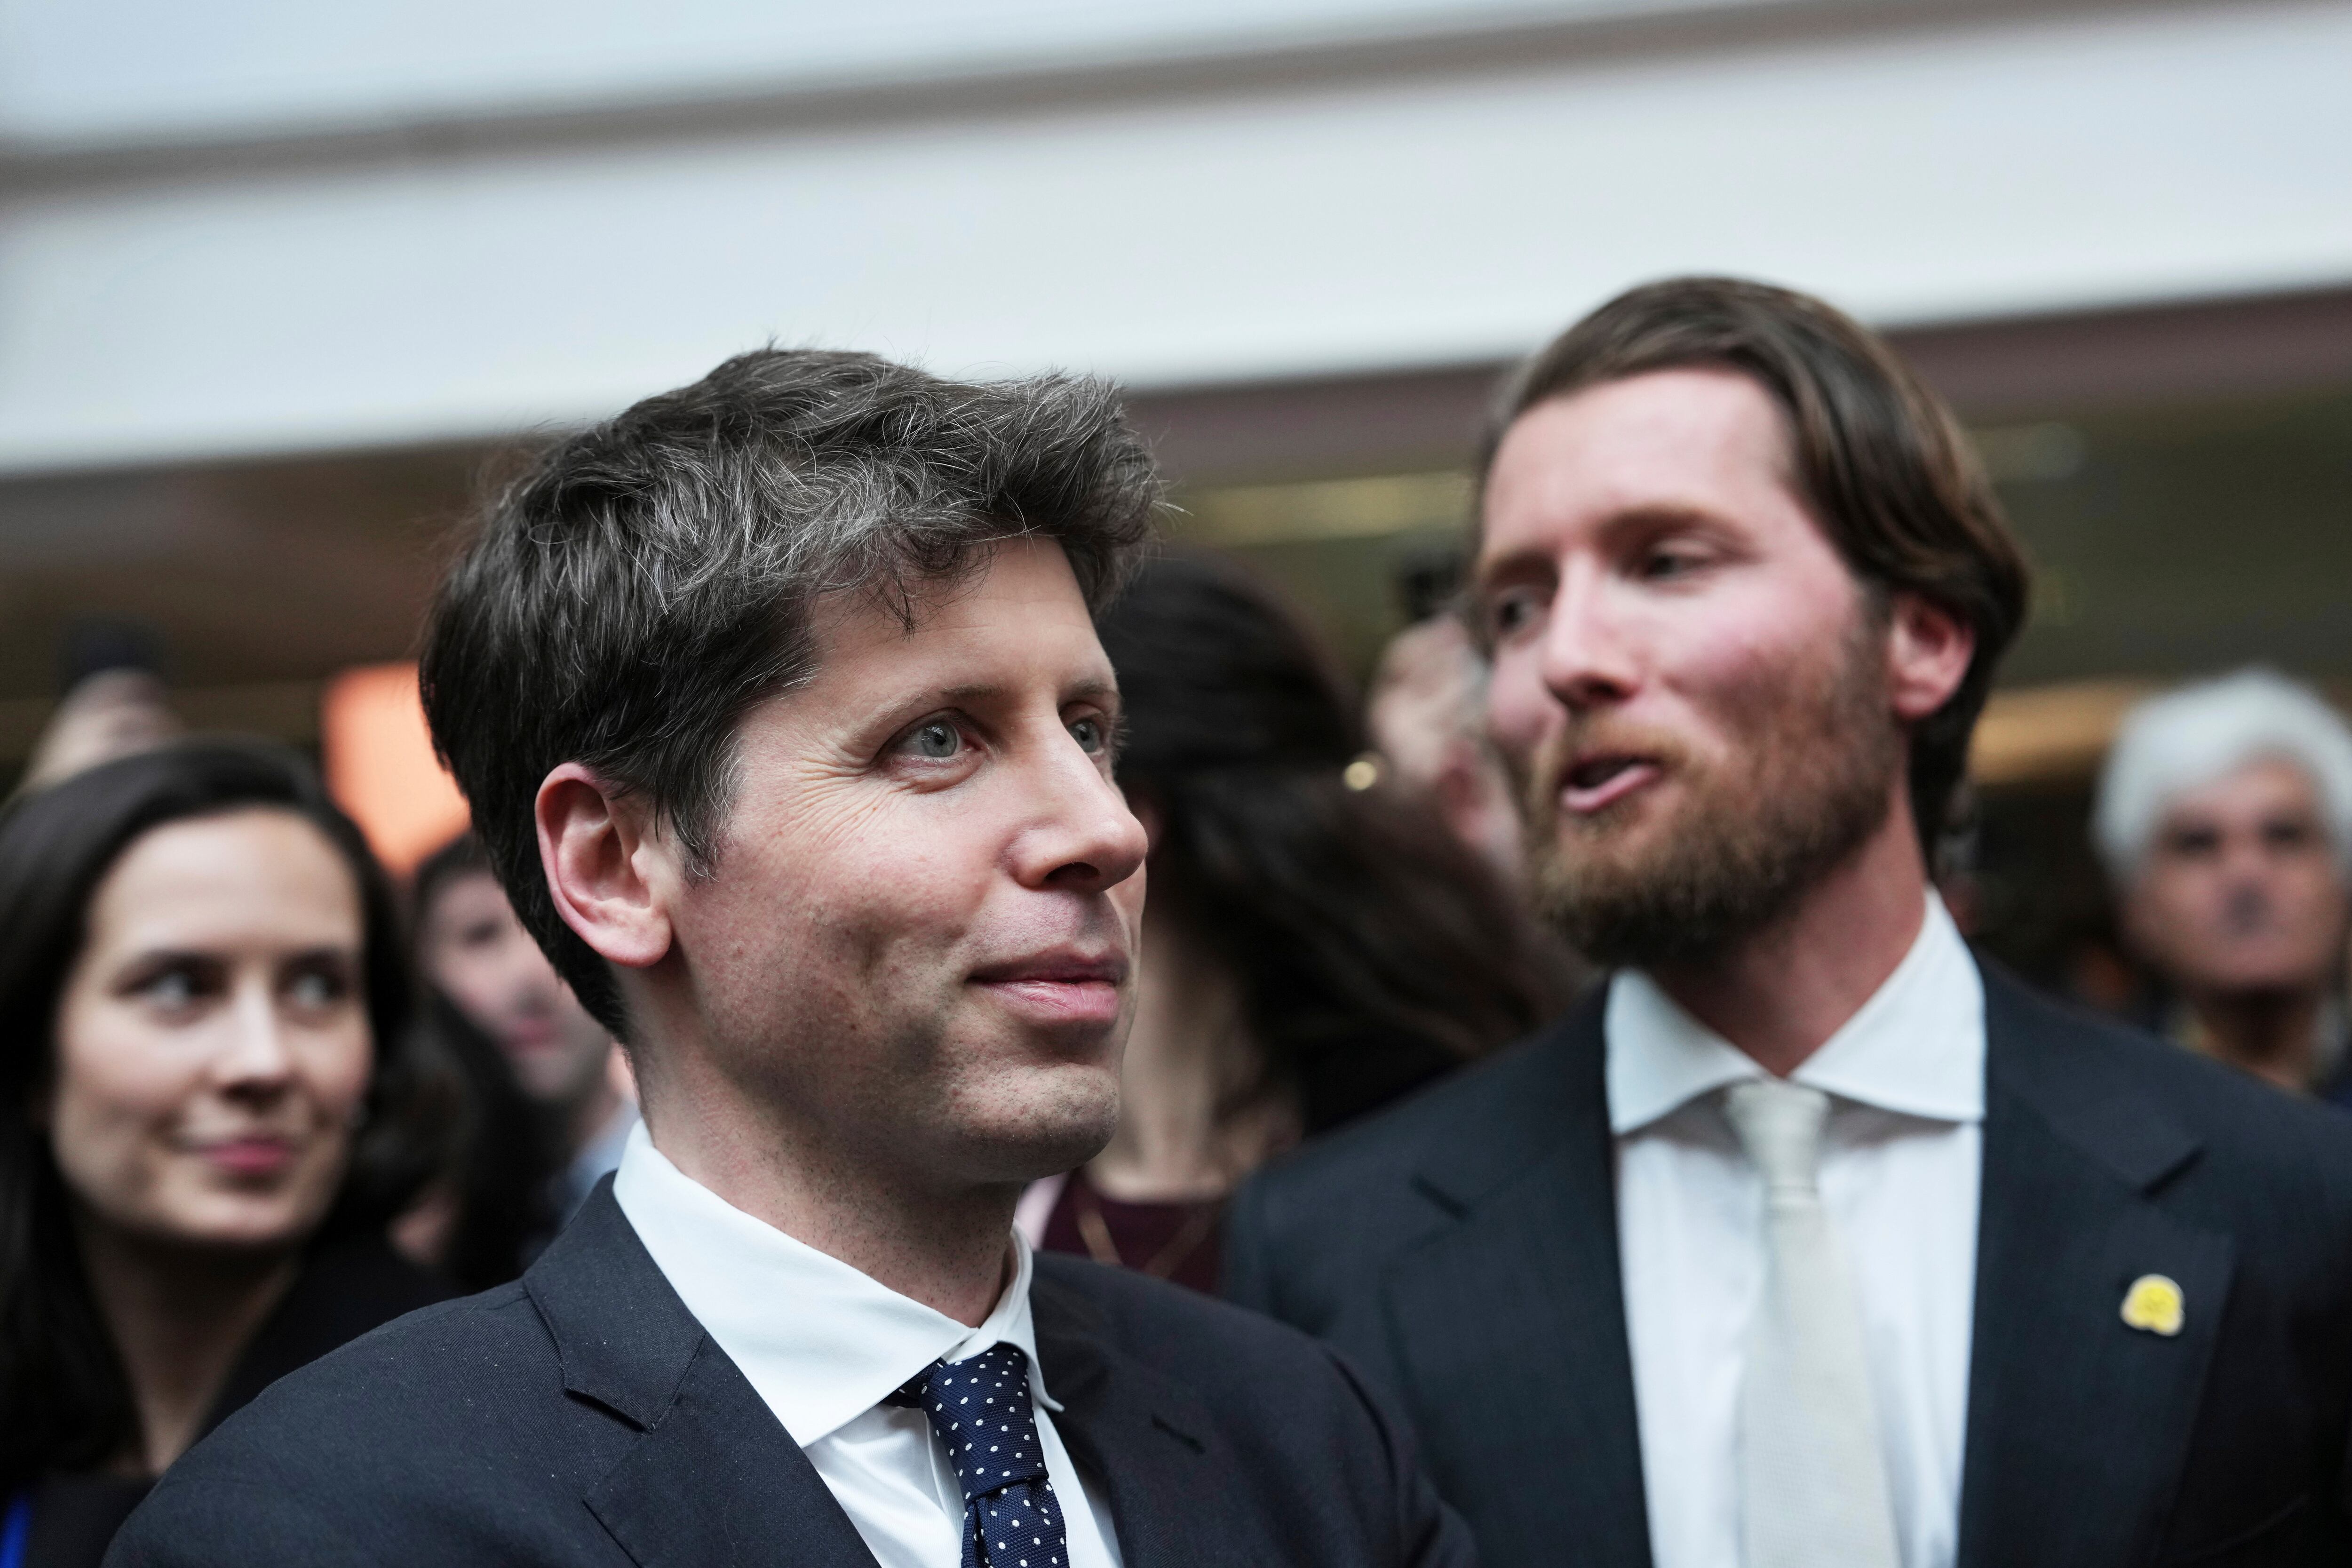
xmin=214 ymin=978 xmax=299 ymax=1101
xmin=505 ymin=947 xmax=560 ymax=1015
xmin=2218 ymin=827 xmax=2291 ymax=886
xmin=1011 ymin=731 xmax=1149 ymax=895
xmin=2219 ymin=881 xmax=2274 ymax=936
xmin=1534 ymin=562 xmax=1641 ymax=713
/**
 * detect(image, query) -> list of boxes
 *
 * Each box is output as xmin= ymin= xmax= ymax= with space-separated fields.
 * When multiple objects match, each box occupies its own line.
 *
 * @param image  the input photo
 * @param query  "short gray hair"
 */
xmin=420 ymin=349 xmax=1161 ymax=1036
xmin=2093 ymin=668 xmax=2352 ymax=883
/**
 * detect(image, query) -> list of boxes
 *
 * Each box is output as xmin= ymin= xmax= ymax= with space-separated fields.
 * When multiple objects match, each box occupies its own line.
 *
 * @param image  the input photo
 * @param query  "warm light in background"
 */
xmin=321 ymin=661 xmax=469 ymax=878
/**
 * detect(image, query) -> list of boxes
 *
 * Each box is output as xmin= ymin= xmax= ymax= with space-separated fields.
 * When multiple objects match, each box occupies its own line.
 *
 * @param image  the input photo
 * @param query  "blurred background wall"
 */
xmin=4 ymin=0 xmax=2351 ymax=973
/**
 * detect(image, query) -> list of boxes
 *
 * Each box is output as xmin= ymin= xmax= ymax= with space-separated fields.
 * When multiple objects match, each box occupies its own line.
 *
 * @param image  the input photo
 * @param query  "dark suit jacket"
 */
xmin=106 ymin=1184 xmax=1472 ymax=1568
xmin=1226 ymin=964 xmax=2352 ymax=1568
xmin=26 ymin=1235 xmax=451 ymax=1568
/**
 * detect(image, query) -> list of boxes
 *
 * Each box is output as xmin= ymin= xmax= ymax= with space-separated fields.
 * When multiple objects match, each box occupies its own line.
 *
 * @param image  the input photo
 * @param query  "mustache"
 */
xmin=1524 ymin=722 xmax=1697 ymax=820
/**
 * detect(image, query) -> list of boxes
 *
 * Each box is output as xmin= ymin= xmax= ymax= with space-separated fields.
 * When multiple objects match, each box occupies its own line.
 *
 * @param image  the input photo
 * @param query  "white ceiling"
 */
xmin=0 ymin=0 xmax=1761 ymax=146
xmin=2 ymin=0 xmax=2347 ymax=474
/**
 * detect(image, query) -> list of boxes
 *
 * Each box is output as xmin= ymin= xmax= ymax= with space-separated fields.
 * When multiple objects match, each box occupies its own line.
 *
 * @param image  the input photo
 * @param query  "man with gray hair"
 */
xmin=2095 ymin=668 xmax=2352 ymax=1099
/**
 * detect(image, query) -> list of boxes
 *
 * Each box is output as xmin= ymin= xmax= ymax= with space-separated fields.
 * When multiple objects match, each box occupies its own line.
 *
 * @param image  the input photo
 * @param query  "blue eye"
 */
xmin=910 ymin=721 xmax=961 ymax=759
xmin=1070 ymin=716 xmax=1104 ymax=753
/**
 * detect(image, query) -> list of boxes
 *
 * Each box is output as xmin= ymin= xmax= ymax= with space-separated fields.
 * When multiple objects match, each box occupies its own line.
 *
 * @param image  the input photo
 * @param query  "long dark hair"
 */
xmin=0 ymin=740 xmax=435 ymax=1491
xmin=1100 ymin=556 xmax=1567 ymax=1134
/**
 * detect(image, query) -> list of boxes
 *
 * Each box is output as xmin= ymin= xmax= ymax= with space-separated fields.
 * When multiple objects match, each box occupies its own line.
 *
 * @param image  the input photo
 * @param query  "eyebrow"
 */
xmin=118 ymin=943 xmax=358 ymax=971
xmin=937 ymin=677 xmax=1119 ymax=705
xmin=1474 ymin=503 xmax=1733 ymax=587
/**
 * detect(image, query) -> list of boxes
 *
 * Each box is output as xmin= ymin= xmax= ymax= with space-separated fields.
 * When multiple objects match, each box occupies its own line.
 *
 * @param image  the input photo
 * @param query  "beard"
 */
xmin=1521 ymin=614 xmax=1903 ymax=971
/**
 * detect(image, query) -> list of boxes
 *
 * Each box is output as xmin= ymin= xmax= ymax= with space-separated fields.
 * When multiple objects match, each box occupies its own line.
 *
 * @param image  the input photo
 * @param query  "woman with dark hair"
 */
xmin=1023 ymin=554 xmax=1572 ymax=1292
xmin=0 ymin=741 xmax=449 ymax=1568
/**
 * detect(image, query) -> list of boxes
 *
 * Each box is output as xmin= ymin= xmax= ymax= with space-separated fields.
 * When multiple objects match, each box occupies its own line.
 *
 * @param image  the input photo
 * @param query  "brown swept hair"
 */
xmin=1474 ymin=276 xmax=2031 ymax=851
xmin=420 ymin=349 xmax=1160 ymax=1039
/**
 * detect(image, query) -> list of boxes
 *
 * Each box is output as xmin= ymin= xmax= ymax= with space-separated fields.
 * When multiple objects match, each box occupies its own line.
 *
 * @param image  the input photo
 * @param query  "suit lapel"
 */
xmin=1030 ymin=1271 xmax=1245 ymax=1568
xmin=527 ymin=1187 xmax=880 ymax=1568
xmin=1381 ymin=997 xmax=1654 ymax=1568
xmin=1956 ymin=971 xmax=2233 ymax=1568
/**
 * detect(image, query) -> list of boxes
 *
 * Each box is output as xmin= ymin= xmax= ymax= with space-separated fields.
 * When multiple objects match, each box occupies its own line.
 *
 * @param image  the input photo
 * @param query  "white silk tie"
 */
xmin=1724 ymin=1079 xmax=1902 ymax=1568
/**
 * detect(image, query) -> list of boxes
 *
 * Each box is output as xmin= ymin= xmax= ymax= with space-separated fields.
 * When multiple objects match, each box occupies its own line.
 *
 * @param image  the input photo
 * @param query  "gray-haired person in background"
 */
xmin=2094 ymin=668 xmax=2352 ymax=1103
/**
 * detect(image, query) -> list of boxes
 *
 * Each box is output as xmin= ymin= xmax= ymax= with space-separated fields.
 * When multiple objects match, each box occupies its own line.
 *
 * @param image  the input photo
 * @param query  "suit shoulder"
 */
xmin=1035 ymin=1250 xmax=1336 ymax=1367
xmin=277 ymin=1278 xmax=543 ymax=1378
xmin=1989 ymin=970 xmax=2352 ymax=1192
xmin=1030 ymin=1254 xmax=1474 ymax=1564
xmin=113 ymin=1284 xmax=554 ymax=1559
xmin=163 ymin=1282 xmax=549 ymax=1479
xmin=1032 ymin=1255 xmax=1410 ymax=1455
xmin=1251 ymin=1009 xmax=1589 ymax=1206
xmin=1037 ymin=1252 xmax=1408 ymax=1418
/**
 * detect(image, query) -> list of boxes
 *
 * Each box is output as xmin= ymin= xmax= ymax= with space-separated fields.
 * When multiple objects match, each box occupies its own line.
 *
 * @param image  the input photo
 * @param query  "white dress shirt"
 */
xmin=612 ymin=1126 xmax=1124 ymax=1568
xmin=1610 ymin=895 xmax=1984 ymax=1568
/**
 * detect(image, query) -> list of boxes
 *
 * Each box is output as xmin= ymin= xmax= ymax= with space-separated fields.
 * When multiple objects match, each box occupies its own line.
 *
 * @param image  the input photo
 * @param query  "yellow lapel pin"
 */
xmin=2121 ymin=1274 xmax=2185 ymax=1337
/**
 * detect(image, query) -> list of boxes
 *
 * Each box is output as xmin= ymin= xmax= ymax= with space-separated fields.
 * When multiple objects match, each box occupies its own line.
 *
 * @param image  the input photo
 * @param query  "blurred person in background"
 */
xmin=1366 ymin=612 xmax=1528 ymax=893
xmin=400 ymin=834 xmax=634 ymax=1281
xmin=1016 ymin=556 xmax=1568 ymax=1292
xmin=2094 ymin=669 xmax=2352 ymax=1101
xmin=381 ymin=835 xmax=556 ymax=1289
xmin=1228 ymin=277 xmax=2352 ymax=1568
xmin=0 ymin=742 xmax=446 ymax=1568
xmin=18 ymin=624 xmax=183 ymax=796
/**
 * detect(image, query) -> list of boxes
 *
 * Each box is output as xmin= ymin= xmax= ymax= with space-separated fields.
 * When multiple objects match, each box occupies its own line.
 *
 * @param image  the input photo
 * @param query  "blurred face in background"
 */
xmin=1475 ymin=368 xmax=1915 ymax=967
xmin=1367 ymin=616 xmax=1526 ymax=891
xmin=45 ymin=809 xmax=372 ymax=1254
xmin=419 ymin=870 xmax=611 ymax=1106
xmin=2124 ymin=756 xmax=2349 ymax=1000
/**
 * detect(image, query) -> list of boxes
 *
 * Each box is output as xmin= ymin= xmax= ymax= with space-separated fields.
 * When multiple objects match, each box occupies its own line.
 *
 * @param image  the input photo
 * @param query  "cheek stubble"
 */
xmin=1523 ymin=614 xmax=1902 ymax=970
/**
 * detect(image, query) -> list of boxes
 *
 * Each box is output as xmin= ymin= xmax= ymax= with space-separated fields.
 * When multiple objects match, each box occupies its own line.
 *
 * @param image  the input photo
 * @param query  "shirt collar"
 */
xmin=610 ymin=1122 xmax=1057 ymax=1449
xmin=1605 ymin=892 xmax=1986 ymax=1136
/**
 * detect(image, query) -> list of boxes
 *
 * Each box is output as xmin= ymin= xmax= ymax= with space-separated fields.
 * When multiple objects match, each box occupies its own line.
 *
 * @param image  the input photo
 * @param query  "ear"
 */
xmin=535 ymin=763 xmax=676 ymax=970
xmin=1884 ymin=592 xmax=1975 ymax=725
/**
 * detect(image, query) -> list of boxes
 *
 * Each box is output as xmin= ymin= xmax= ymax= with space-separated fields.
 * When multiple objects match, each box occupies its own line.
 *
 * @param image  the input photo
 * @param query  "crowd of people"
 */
xmin=0 ymin=276 xmax=2348 ymax=1568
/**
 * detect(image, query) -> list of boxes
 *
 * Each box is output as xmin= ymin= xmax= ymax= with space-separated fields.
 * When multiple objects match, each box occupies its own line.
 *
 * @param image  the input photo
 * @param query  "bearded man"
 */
xmin=1226 ymin=278 xmax=2352 ymax=1568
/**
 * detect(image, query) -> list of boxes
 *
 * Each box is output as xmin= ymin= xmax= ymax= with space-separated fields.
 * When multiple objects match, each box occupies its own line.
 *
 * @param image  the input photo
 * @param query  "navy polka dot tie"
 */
xmin=909 ymin=1343 xmax=1069 ymax=1568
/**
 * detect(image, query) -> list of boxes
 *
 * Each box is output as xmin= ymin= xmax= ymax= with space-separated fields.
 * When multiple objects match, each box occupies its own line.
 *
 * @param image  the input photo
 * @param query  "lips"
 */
xmin=970 ymin=949 xmax=1129 ymax=1026
xmin=1557 ymin=753 xmax=1662 ymax=816
xmin=195 ymin=1135 xmax=299 ymax=1179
